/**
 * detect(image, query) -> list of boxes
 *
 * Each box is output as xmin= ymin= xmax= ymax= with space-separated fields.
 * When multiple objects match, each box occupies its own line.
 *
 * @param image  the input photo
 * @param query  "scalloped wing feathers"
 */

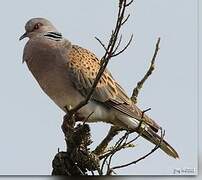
xmin=67 ymin=45 xmax=160 ymax=132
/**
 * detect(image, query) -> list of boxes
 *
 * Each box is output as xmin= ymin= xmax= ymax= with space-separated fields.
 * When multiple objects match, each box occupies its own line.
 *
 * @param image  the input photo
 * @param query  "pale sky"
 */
xmin=0 ymin=0 xmax=198 ymax=176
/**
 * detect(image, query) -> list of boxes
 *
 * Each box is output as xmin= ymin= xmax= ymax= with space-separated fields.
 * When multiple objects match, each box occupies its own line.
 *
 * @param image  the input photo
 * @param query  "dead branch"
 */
xmin=131 ymin=38 xmax=161 ymax=104
xmin=53 ymin=120 xmax=101 ymax=175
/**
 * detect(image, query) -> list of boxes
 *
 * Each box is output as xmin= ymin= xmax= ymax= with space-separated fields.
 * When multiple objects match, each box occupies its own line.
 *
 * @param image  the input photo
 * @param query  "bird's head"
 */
xmin=19 ymin=18 xmax=58 ymax=40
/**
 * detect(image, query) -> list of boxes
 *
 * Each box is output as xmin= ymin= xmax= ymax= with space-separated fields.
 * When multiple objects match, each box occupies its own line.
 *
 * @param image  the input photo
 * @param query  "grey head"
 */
xmin=19 ymin=18 xmax=59 ymax=40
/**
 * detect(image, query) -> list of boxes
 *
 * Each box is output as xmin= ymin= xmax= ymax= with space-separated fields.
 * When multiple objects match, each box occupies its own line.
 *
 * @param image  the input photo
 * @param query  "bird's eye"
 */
xmin=34 ymin=23 xmax=41 ymax=30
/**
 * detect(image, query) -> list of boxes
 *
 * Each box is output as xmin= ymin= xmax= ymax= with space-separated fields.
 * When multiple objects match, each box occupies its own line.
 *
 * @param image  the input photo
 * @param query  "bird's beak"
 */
xmin=19 ymin=32 xmax=28 ymax=41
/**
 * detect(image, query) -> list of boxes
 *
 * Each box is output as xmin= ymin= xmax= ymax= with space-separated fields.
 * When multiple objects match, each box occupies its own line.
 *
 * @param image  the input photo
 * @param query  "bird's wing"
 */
xmin=66 ymin=45 xmax=160 ymax=132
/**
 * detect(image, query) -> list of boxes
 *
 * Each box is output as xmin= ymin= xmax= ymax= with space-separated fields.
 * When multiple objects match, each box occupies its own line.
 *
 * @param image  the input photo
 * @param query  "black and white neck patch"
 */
xmin=44 ymin=32 xmax=63 ymax=41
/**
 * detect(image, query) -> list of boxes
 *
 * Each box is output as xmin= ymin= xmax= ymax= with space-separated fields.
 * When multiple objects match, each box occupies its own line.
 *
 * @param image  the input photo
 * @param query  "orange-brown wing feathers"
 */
xmin=67 ymin=45 xmax=122 ymax=102
xmin=67 ymin=45 xmax=160 ymax=132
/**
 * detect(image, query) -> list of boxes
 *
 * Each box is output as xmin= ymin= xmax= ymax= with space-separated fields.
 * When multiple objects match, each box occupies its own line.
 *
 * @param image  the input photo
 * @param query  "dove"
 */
xmin=20 ymin=18 xmax=179 ymax=159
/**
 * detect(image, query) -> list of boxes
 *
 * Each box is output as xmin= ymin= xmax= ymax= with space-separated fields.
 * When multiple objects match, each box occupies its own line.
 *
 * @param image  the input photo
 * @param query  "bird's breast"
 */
xmin=25 ymin=46 xmax=84 ymax=111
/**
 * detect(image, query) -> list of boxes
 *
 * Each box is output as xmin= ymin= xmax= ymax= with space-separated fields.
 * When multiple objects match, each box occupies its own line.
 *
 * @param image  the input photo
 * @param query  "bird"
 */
xmin=20 ymin=17 xmax=179 ymax=159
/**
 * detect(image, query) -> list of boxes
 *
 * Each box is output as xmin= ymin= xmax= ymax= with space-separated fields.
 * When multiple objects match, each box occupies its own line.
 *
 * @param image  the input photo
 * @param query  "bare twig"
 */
xmin=95 ymin=37 xmax=108 ymax=52
xmin=93 ymin=126 xmax=122 ymax=156
xmin=113 ymin=34 xmax=123 ymax=54
xmin=100 ymin=130 xmax=129 ymax=173
xmin=110 ymin=128 xmax=165 ymax=171
xmin=131 ymin=38 xmax=161 ymax=104
xmin=126 ymin=0 xmax=135 ymax=7
xmin=121 ymin=14 xmax=131 ymax=25
xmin=112 ymin=34 xmax=134 ymax=57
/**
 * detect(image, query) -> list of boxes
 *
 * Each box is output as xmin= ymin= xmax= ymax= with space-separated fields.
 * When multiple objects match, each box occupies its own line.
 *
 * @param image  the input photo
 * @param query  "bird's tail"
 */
xmin=139 ymin=126 xmax=179 ymax=159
